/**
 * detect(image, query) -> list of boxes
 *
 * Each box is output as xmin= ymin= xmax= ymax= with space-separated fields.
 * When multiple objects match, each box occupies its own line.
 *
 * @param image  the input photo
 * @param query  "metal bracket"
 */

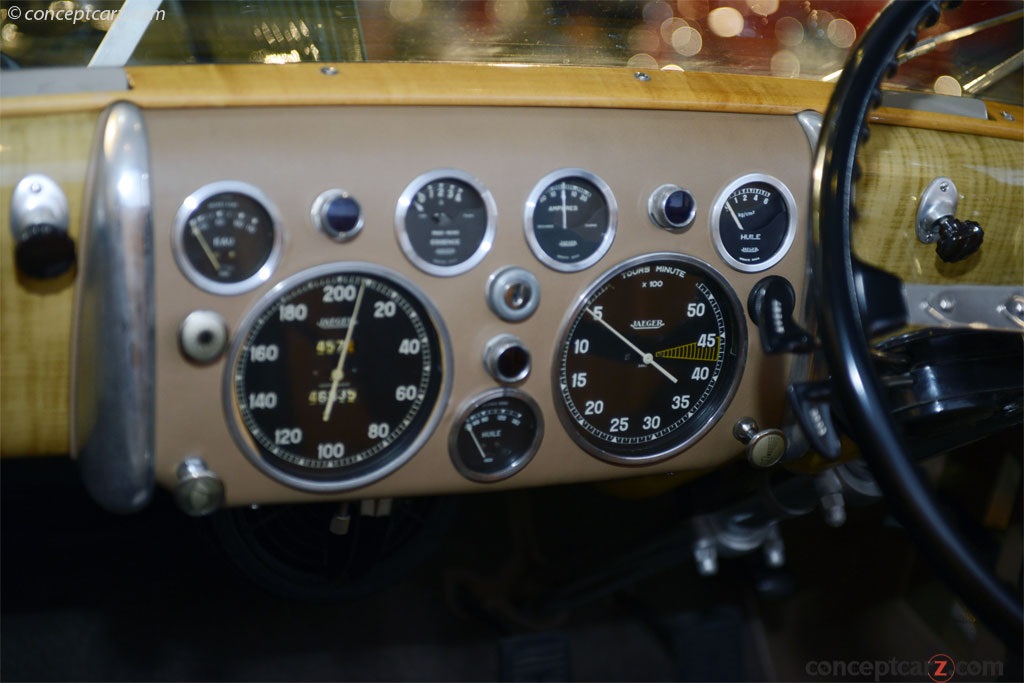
xmin=916 ymin=177 xmax=959 ymax=244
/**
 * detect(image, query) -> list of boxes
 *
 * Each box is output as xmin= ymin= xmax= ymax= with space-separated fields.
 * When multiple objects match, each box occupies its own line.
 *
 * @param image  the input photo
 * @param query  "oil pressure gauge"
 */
xmin=449 ymin=389 xmax=543 ymax=482
xmin=173 ymin=181 xmax=282 ymax=295
xmin=711 ymin=174 xmax=797 ymax=273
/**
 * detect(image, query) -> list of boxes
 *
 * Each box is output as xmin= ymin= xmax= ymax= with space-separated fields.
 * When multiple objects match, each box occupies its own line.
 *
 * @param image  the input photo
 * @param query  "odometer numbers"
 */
xmin=226 ymin=263 xmax=451 ymax=492
xmin=554 ymin=253 xmax=746 ymax=464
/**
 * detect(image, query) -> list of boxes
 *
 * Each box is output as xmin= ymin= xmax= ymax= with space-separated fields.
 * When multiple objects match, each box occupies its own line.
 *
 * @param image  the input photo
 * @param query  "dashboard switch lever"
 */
xmin=747 ymin=276 xmax=815 ymax=354
xmin=786 ymin=381 xmax=843 ymax=461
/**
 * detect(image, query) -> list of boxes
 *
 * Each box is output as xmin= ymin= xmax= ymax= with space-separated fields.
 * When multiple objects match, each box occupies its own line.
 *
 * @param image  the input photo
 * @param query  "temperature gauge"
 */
xmin=449 ymin=389 xmax=543 ymax=483
xmin=173 ymin=181 xmax=282 ymax=295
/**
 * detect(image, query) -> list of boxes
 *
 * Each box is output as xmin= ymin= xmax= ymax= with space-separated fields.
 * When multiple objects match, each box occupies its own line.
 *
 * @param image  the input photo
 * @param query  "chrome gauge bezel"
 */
xmin=395 ymin=168 xmax=497 ymax=277
xmin=448 ymin=388 xmax=544 ymax=483
xmin=710 ymin=173 xmax=798 ymax=273
xmin=523 ymin=168 xmax=618 ymax=273
xmin=223 ymin=262 xmax=453 ymax=493
xmin=551 ymin=252 xmax=747 ymax=465
xmin=172 ymin=180 xmax=284 ymax=296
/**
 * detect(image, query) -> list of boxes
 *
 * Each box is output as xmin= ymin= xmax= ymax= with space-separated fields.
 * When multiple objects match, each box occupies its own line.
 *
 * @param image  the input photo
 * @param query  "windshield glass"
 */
xmin=1 ymin=0 xmax=1021 ymax=102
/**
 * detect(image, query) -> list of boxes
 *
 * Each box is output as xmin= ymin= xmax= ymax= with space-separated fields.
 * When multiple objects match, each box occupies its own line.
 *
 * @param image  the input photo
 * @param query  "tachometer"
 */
xmin=225 ymin=263 xmax=451 ymax=492
xmin=554 ymin=253 xmax=746 ymax=464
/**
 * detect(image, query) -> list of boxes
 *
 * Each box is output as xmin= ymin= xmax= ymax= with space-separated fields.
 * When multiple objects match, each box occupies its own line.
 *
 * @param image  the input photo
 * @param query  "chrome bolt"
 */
xmin=938 ymin=296 xmax=956 ymax=312
xmin=321 ymin=66 xmax=339 ymax=76
xmin=939 ymin=182 xmax=949 ymax=193
xmin=1001 ymin=111 xmax=1015 ymax=122
xmin=1005 ymin=294 xmax=1024 ymax=318
xmin=634 ymin=71 xmax=651 ymax=81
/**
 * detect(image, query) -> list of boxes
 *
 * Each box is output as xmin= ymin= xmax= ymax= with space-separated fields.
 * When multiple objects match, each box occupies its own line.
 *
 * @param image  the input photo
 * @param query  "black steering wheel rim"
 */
xmin=814 ymin=0 xmax=1022 ymax=646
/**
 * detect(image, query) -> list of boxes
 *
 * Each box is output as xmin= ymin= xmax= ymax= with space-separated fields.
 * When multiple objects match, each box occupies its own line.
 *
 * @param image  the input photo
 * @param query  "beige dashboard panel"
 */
xmin=147 ymin=105 xmax=809 ymax=505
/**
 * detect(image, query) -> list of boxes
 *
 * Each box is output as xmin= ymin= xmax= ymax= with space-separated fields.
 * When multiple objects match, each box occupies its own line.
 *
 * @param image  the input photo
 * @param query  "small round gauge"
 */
xmin=524 ymin=169 xmax=617 ymax=272
xmin=711 ymin=174 xmax=797 ymax=273
xmin=448 ymin=389 xmax=543 ymax=483
xmin=554 ymin=253 xmax=746 ymax=465
xmin=396 ymin=169 xmax=496 ymax=276
xmin=225 ymin=263 xmax=452 ymax=492
xmin=173 ymin=181 xmax=282 ymax=295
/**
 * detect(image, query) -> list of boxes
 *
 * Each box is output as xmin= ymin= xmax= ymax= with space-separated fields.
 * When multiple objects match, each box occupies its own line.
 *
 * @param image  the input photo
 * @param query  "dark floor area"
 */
xmin=1 ymin=457 xmax=1018 ymax=682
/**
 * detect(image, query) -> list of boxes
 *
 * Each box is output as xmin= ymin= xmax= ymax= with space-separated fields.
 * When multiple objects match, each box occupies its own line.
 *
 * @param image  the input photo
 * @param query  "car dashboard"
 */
xmin=3 ymin=62 xmax=1022 ymax=514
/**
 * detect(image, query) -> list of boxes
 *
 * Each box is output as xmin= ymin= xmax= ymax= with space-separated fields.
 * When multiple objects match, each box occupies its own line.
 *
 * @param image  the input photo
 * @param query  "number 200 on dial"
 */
xmin=554 ymin=253 xmax=746 ymax=464
xmin=226 ymin=264 xmax=451 ymax=492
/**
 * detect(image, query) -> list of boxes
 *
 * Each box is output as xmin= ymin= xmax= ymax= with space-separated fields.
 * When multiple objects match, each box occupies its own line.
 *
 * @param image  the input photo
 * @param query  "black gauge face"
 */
xmin=174 ymin=182 xmax=281 ymax=295
xmin=525 ymin=170 xmax=617 ymax=272
xmin=449 ymin=390 xmax=543 ymax=482
xmin=396 ymin=170 xmax=496 ymax=276
xmin=712 ymin=175 xmax=796 ymax=272
xmin=555 ymin=254 xmax=746 ymax=464
xmin=227 ymin=264 xmax=450 ymax=492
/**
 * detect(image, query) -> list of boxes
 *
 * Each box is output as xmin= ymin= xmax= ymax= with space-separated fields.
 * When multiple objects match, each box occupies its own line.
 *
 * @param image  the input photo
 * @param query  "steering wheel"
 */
xmin=814 ymin=0 xmax=1023 ymax=645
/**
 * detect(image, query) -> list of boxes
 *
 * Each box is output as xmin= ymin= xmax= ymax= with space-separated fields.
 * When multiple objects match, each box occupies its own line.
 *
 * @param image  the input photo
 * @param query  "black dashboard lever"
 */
xmin=786 ymin=381 xmax=843 ymax=461
xmin=747 ymin=276 xmax=816 ymax=354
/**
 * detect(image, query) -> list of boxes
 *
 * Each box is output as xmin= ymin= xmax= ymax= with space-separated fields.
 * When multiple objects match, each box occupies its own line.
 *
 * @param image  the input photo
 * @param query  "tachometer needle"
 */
xmin=586 ymin=307 xmax=678 ymax=384
xmin=725 ymin=201 xmax=745 ymax=232
xmin=323 ymin=281 xmax=366 ymax=422
xmin=191 ymin=225 xmax=222 ymax=270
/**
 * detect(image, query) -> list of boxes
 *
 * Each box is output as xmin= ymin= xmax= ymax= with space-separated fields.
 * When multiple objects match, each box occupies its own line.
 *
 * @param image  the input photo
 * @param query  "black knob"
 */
xmin=934 ymin=216 xmax=983 ymax=263
xmin=14 ymin=224 xmax=76 ymax=279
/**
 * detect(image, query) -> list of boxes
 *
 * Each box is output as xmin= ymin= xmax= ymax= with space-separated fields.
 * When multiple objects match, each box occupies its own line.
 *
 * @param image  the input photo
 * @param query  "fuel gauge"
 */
xmin=449 ymin=389 xmax=543 ymax=483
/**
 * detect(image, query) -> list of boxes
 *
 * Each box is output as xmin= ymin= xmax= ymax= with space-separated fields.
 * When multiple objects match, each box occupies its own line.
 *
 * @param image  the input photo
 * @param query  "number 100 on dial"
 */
xmin=554 ymin=253 xmax=746 ymax=464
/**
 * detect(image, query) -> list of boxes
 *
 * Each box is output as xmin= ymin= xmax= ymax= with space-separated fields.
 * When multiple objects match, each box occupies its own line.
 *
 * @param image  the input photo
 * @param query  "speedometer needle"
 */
xmin=586 ymin=307 xmax=678 ymax=384
xmin=323 ymin=281 xmax=366 ymax=422
xmin=725 ymin=201 xmax=745 ymax=232
xmin=191 ymin=225 xmax=222 ymax=270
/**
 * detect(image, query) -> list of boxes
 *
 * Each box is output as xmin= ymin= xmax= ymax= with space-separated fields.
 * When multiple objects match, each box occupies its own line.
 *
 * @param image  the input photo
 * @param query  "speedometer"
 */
xmin=225 ymin=263 xmax=451 ymax=492
xmin=554 ymin=253 xmax=746 ymax=464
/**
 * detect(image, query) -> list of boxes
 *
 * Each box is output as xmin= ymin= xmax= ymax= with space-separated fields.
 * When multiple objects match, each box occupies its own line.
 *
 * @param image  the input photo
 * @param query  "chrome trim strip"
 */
xmin=796 ymin=111 xmax=823 ymax=152
xmin=903 ymin=284 xmax=1024 ymax=331
xmin=0 ymin=67 xmax=128 ymax=97
xmin=70 ymin=101 xmax=155 ymax=513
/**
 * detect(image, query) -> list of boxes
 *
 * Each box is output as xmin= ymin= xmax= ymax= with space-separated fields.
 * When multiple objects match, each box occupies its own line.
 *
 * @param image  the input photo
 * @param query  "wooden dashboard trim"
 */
xmin=1 ymin=63 xmax=1021 ymax=140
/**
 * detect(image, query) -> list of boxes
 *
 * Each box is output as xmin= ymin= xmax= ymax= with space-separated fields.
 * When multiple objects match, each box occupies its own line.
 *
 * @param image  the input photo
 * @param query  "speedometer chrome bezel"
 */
xmin=223 ymin=262 xmax=453 ymax=493
xmin=172 ymin=180 xmax=284 ymax=296
xmin=551 ymin=252 xmax=747 ymax=465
